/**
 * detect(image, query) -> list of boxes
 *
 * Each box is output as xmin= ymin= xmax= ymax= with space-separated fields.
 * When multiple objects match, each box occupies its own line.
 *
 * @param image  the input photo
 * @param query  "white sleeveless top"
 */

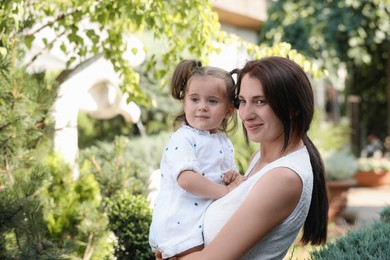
xmin=203 ymin=146 xmax=313 ymax=259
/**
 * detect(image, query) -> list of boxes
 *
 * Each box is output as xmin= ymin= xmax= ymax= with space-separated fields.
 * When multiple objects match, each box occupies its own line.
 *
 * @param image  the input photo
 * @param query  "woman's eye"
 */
xmin=238 ymin=99 xmax=246 ymax=104
xmin=255 ymin=99 xmax=266 ymax=105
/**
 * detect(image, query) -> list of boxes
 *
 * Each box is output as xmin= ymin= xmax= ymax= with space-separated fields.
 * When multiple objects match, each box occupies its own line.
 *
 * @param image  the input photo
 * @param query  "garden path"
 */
xmin=342 ymin=183 xmax=390 ymax=227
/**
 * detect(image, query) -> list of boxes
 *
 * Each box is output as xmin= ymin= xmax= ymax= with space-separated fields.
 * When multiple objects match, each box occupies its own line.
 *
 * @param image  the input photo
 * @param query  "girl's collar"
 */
xmin=182 ymin=124 xmax=219 ymax=135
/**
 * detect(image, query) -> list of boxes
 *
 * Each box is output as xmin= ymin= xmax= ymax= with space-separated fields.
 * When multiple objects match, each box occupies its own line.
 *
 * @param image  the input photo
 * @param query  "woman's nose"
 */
xmin=239 ymin=104 xmax=252 ymax=121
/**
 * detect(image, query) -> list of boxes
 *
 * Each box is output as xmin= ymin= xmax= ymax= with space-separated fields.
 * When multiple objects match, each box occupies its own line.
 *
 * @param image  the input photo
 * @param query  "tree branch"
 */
xmin=23 ymin=31 xmax=66 ymax=69
xmin=22 ymin=7 xmax=82 ymax=37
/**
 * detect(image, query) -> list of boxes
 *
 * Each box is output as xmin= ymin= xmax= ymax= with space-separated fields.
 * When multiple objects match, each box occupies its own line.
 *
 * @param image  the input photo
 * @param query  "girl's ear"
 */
xmin=225 ymin=104 xmax=235 ymax=118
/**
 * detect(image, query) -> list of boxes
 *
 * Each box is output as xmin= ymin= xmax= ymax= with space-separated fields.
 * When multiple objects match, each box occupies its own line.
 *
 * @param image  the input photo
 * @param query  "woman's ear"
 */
xmin=289 ymin=110 xmax=301 ymax=119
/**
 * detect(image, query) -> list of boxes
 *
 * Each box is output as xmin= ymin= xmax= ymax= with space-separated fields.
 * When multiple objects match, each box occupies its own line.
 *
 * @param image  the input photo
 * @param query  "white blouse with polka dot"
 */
xmin=149 ymin=125 xmax=237 ymax=258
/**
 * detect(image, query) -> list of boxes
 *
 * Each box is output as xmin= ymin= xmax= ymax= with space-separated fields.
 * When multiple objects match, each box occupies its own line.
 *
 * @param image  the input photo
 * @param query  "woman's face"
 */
xmin=237 ymin=74 xmax=284 ymax=144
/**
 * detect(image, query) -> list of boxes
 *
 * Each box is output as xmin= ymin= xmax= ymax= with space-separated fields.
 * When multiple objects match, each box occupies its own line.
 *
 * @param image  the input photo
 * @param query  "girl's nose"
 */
xmin=198 ymin=101 xmax=208 ymax=111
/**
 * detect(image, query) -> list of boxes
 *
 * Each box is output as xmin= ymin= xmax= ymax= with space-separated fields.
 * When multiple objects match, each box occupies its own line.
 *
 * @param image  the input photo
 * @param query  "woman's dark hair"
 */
xmin=170 ymin=59 xmax=237 ymax=133
xmin=235 ymin=56 xmax=328 ymax=245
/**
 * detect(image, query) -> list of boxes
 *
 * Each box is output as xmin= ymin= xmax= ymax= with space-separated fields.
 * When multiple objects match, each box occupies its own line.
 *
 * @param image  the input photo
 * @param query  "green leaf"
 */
xmin=60 ymin=42 xmax=67 ymax=54
xmin=0 ymin=47 xmax=7 ymax=57
xmin=24 ymin=35 xmax=34 ymax=50
xmin=42 ymin=37 xmax=48 ymax=46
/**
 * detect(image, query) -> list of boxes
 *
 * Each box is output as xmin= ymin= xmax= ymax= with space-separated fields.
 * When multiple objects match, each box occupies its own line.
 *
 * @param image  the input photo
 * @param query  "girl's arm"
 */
xmin=178 ymin=170 xmax=242 ymax=199
xmin=178 ymin=167 xmax=303 ymax=260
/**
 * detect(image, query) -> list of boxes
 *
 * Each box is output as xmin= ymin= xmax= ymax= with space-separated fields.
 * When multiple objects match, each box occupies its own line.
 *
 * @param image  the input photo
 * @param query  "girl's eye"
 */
xmin=190 ymin=97 xmax=199 ymax=102
xmin=209 ymin=99 xmax=218 ymax=104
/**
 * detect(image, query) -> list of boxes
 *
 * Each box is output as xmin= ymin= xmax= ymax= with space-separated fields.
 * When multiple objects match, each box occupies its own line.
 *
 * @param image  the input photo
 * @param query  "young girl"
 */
xmin=149 ymin=59 xmax=244 ymax=259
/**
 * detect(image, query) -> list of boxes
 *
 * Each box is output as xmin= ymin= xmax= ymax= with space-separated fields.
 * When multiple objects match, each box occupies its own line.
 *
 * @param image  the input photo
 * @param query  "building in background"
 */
xmin=209 ymin=0 xmax=268 ymax=70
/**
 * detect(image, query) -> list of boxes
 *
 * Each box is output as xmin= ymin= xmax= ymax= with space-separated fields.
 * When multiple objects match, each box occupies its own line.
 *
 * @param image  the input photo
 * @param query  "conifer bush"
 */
xmin=311 ymin=207 xmax=390 ymax=259
xmin=0 ymin=52 xmax=113 ymax=259
xmin=0 ymin=54 xmax=68 ymax=258
xmin=380 ymin=205 xmax=390 ymax=223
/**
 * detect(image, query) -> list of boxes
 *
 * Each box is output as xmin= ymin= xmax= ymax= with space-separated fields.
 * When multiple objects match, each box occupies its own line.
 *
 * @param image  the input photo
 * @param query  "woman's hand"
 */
xmin=155 ymin=251 xmax=179 ymax=260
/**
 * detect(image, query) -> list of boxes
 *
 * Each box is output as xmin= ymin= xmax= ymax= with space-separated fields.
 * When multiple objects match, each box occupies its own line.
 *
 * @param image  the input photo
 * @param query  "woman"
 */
xmin=158 ymin=56 xmax=328 ymax=259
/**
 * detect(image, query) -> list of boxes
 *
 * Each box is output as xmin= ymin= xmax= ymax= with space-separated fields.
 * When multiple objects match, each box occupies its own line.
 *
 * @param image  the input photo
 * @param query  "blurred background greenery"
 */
xmin=1 ymin=0 xmax=389 ymax=259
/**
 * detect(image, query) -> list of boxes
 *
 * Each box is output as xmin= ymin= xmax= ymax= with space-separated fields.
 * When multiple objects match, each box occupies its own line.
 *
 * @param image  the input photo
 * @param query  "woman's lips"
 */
xmin=245 ymin=123 xmax=262 ymax=131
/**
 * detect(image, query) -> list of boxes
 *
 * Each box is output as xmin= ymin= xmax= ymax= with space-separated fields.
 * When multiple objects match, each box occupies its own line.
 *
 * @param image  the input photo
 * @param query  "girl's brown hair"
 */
xmin=170 ymin=59 xmax=237 ymax=133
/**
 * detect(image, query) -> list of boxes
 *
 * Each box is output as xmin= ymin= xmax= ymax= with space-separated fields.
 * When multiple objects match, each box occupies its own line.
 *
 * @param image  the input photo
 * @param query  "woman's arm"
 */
xmin=179 ymin=167 xmax=303 ymax=260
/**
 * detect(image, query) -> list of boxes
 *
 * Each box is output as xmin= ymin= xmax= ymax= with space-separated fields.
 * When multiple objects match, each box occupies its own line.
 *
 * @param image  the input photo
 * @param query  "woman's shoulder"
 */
xmin=272 ymin=146 xmax=313 ymax=187
xmin=276 ymin=146 xmax=310 ymax=169
xmin=250 ymin=147 xmax=311 ymax=186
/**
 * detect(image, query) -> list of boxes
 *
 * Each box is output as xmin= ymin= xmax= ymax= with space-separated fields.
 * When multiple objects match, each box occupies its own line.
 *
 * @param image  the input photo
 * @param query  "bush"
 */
xmin=79 ymin=132 xmax=169 ymax=199
xmin=311 ymin=207 xmax=390 ymax=259
xmin=324 ymin=149 xmax=357 ymax=180
xmin=107 ymin=191 xmax=153 ymax=260
xmin=380 ymin=205 xmax=390 ymax=223
xmin=0 ymin=56 xmax=68 ymax=258
xmin=41 ymin=154 xmax=114 ymax=259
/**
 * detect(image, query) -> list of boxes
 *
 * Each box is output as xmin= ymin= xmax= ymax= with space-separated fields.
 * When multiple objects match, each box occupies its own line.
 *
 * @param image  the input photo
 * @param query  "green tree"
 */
xmin=1 ymin=0 xmax=224 ymax=105
xmin=0 ymin=53 xmax=68 ymax=257
xmin=1 ymin=1 xmax=322 ymax=105
xmin=260 ymin=0 xmax=390 ymax=147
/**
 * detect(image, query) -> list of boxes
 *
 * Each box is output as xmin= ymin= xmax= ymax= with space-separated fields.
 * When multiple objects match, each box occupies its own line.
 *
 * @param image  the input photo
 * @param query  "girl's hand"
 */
xmin=227 ymin=174 xmax=246 ymax=191
xmin=223 ymin=170 xmax=246 ymax=190
xmin=223 ymin=170 xmax=240 ymax=184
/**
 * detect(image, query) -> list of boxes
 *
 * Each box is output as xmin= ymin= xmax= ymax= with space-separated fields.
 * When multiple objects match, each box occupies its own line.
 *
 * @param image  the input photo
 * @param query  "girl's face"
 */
xmin=183 ymin=76 xmax=233 ymax=133
xmin=237 ymin=74 xmax=284 ymax=144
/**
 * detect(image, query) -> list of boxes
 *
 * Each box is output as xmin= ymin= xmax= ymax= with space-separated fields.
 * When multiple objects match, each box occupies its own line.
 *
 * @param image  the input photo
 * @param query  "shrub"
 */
xmin=356 ymin=157 xmax=390 ymax=173
xmin=308 ymin=115 xmax=351 ymax=155
xmin=107 ymin=191 xmax=153 ymax=260
xmin=41 ymin=154 xmax=114 ymax=259
xmin=311 ymin=207 xmax=390 ymax=259
xmin=0 ymin=55 xmax=68 ymax=258
xmin=324 ymin=149 xmax=357 ymax=180
xmin=380 ymin=205 xmax=390 ymax=223
xmin=79 ymin=133 xmax=169 ymax=199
